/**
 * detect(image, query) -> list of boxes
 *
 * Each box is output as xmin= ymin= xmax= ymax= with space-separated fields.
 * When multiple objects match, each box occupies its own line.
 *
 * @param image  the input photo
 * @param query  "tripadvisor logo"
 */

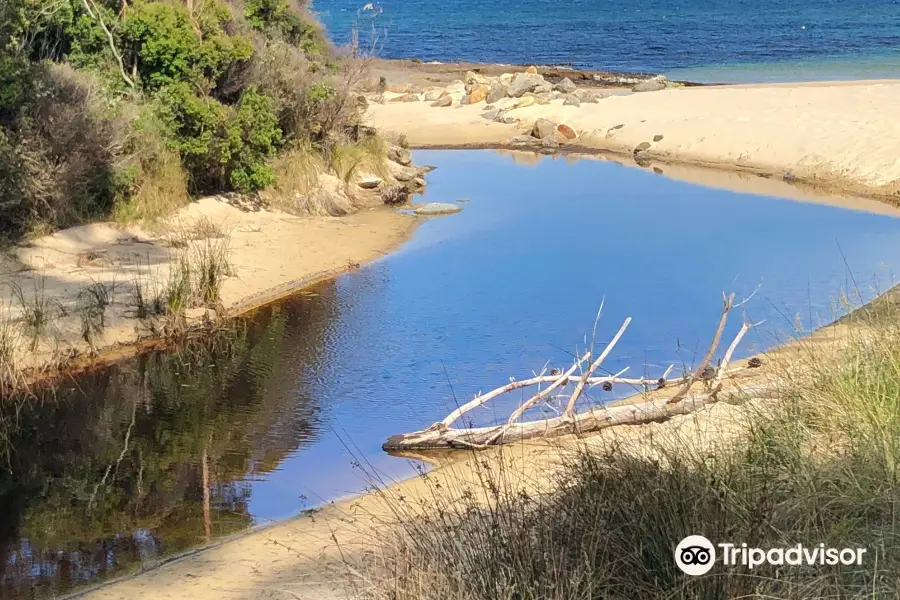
xmin=675 ymin=536 xmax=868 ymax=576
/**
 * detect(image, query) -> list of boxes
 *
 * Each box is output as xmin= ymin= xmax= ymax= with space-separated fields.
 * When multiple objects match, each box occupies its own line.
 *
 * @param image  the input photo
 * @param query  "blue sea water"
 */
xmin=313 ymin=0 xmax=900 ymax=82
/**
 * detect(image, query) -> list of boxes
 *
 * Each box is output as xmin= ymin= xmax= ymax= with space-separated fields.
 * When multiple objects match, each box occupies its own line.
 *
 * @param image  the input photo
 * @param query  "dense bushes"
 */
xmin=0 ymin=0 xmax=367 ymax=241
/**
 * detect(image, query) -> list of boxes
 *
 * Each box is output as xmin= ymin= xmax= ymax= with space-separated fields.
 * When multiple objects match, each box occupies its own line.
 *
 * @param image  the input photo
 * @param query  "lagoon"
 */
xmin=3 ymin=150 xmax=900 ymax=598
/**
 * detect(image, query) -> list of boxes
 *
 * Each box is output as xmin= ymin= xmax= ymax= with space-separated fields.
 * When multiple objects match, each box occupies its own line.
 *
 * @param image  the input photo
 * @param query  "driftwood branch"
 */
xmin=384 ymin=296 xmax=761 ymax=452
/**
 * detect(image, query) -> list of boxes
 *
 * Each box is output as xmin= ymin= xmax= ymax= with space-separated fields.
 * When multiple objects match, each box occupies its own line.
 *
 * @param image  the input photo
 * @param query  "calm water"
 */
xmin=5 ymin=151 xmax=900 ymax=598
xmin=314 ymin=0 xmax=900 ymax=82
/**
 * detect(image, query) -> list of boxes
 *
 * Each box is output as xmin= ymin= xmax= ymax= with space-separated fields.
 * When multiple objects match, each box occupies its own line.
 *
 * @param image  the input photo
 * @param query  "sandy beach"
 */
xmin=368 ymin=77 xmax=900 ymax=201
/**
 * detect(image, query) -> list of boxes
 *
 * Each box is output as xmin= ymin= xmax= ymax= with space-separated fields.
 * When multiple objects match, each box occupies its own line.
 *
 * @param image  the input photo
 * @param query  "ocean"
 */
xmin=312 ymin=0 xmax=900 ymax=83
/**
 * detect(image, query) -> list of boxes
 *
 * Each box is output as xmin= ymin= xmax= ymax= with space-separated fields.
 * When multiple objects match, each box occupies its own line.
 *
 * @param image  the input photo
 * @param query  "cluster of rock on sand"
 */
xmin=375 ymin=67 xmax=669 ymax=150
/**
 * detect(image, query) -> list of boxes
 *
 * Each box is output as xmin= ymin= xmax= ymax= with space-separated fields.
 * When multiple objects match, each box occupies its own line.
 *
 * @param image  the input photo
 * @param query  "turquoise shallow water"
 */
xmin=314 ymin=0 xmax=900 ymax=82
xmin=4 ymin=152 xmax=900 ymax=598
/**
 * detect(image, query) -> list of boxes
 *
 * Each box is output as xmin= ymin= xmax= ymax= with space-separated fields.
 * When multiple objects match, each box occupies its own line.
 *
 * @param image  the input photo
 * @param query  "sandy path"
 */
xmin=369 ymin=80 xmax=900 ymax=200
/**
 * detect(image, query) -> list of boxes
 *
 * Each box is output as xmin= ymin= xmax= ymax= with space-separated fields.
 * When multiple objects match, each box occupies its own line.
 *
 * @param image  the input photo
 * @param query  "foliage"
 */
xmin=0 ymin=0 xmax=369 ymax=240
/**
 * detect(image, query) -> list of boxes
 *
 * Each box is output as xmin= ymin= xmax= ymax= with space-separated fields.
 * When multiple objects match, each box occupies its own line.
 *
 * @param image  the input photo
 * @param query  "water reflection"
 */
xmin=0 ymin=287 xmax=341 ymax=599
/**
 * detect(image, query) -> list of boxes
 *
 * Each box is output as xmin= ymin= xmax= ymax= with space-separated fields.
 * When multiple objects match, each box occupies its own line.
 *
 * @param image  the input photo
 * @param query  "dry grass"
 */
xmin=354 ymin=302 xmax=900 ymax=600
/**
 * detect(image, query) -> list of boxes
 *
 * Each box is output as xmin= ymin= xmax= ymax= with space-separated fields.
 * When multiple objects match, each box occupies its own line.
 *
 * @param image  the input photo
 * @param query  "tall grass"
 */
xmin=359 ymin=311 xmax=900 ymax=600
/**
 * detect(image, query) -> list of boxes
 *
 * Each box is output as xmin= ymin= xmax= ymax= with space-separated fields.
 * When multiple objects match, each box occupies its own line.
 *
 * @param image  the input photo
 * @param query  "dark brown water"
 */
xmin=4 ymin=150 xmax=900 ymax=599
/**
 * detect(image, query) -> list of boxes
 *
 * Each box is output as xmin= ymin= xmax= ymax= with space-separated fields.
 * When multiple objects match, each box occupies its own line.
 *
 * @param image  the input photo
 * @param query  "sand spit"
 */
xmin=368 ymin=75 xmax=900 ymax=201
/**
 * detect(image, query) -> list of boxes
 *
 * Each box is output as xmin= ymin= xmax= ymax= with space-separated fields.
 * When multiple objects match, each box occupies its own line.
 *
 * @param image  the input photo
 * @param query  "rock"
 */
xmin=431 ymin=95 xmax=453 ymax=107
xmin=483 ymin=109 xmax=500 ymax=121
xmin=653 ymin=134 xmax=664 ymax=142
xmin=556 ymin=124 xmax=577 ymax=140
xmin=509 ymin=135 xmax=539 ymax=146
xmin=416 ymin=164 xmax=438 ymax=175
xmin=499 ymin=73 xmax=515 ymax=85
xmin=563 ymin=95 xmax=581 ymax=107
xmin=514 ymin=96 xmax=536 ymax=109
xmin=633 ymin=142 xmax=652 ymax=157
xmin=533 ymin=93 xmax=551 ymax=105
xmin=465 ymin=84 xmax=490 ymax=104
xmin=388 ymin=145 xmax=412 ymax=166
xmin=414 ymin=202 xmax=462 ymax=216
xmin=389 ymin=93 xmax=419 ymax=102
xmin=534 ymin=83 xmax=553 ymax=94
xmin=465 ymin=71 xmax=492 ymax=86
xmin=554 ymin=77 xmax=577 ymax=93
xmin=507 ymin=73 xmax=545 ymax=98
xmin=445 ymin=82 xmax=466 ymax=95
xmin=486 ymin=82 xmax=508 ymax=104
xmin=532 ymin=118 xmax=558 ymax=139
xmin=357 ymin=175 xmax=382 ymax=189
xmin=498 ymin=116 xmax=519 ymax=125
xmin=388 ymin=161 xmax=419 ymax=182
xmin=632 ymin=79 xmax=667 ymax=92
xmin=525 ymin=66 xmax=539 ymax=74
xmin=356 ymin=95 xmax=369 ymax=110
xmin=386 ymin=84 xmax=410 ymax=93
xmin=573 ymin=89 xmax=604 ymax=103
xmin=541 ymin=132 xmax=561 ymax=149
xmin=424 ymin=90 xmax=446 ymax=101
xmin=411 ymin=176 xmax=427 ymax=188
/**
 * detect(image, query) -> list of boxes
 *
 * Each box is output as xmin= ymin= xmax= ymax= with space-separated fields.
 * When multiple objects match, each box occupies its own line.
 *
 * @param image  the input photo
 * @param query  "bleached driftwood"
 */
xmin=383 ymin=292 xmax=763 ymax=452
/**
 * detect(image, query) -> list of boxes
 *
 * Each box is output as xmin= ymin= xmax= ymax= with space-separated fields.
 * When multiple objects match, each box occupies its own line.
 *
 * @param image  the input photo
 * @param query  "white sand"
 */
xmin=369 ymin=80 xmax=900 ymax=199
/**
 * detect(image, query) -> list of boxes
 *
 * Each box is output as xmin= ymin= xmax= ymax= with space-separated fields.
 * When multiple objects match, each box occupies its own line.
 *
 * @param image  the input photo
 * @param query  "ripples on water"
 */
xmin=315 ymin=0 xmax=900 ymax=81
xmin=3 ymin=150 xmax=900 ymax=598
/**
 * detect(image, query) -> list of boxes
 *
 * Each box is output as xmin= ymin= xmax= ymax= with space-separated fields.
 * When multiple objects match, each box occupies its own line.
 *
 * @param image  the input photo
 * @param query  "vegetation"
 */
xmin=0 ymin=0 xmax=373 ymax=241
xmin=362 ymin=309 xmax=900 ymax=600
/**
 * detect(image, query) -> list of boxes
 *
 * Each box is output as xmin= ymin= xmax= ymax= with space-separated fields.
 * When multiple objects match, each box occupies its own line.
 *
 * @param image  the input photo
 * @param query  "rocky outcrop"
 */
xmin=388 ymin=145 xmax=412 ymax=166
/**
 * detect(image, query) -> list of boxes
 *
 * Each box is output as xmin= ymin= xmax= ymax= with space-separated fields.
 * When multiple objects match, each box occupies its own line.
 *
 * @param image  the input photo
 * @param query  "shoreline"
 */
xmin=0 ymin=198 xmax=419 ymax=394
xmin=366 ymin=69 xmax=900 ymax=203
xmin=78 ymin=291 xmax=879 ymax=600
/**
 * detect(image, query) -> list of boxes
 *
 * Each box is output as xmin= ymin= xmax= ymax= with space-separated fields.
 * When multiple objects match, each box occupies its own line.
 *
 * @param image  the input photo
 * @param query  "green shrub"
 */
xmin=244 ymin=0 xmax=324 ymax=52
xmin=121 ymin=0 xmax=252 ymax=93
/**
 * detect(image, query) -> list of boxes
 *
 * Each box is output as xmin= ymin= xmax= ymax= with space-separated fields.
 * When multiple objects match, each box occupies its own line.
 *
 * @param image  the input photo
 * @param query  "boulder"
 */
xmin=541 ymin=132 xmax=561 ymax=149
xmin=508 ymin=73 xmax=545 ymax=98
xmin=633 ymin=79 xmax=667 ymax=92
xmin=423 ymin=90 xmax=446 ymax=101
xmin=389 ymin=93 xmax=419 ymax=102
xmin=525 ymin=65 xmax=539 ymax=74
xmin=483 ymin=109 xmax=500 ymax=121
xmin=388 ymin=161 xmax=419 ymax=182
xmin=357 ymin=175 xmax=382 ymax=189
xmin=465 ymin=71 xmax=492 ymax=86
xmin=563 ymin=95 xmax=581 ymax=107
xmin=498 ymin=116 xmax=519 ymax=125
xmin=466 ymin=84 xmax=490 ymax=104
xmin=414 ymin=202 xmax=462 ymax=216
xmin=386 ymin=84 xmax=410 ymax=93
xmin=381 ymin=185 xmax=409 ymax=205
xmin=411 ymin=176 xmax=427 ymax=188
xmin=556 ymin=124 xmax=577 ymax=140
xmin=486 ymin=82 xmax=508 ymax=104
xmin=356 ymin=95 xmax=369 ymax=110
xmin=499 ymin=73 xmax=515 ymax=85
xmin=531 ymin=118 xmax=558 ymax=139
xmin=554 ymin=77 xmax=577 ymax=93
xmin=653 ymin=134 xmax=664 ymax=142
xmin=534 ymin=83 xmax=553 ymax=94
xmin=533 ymin=93 xmax=551 ymax=105
xmin=573 ymin=89 xmax=604 ymax=103
xmin=431 ymin=95 xmax=453 ymax=107
xmin=388 ymin=145 xmax=412 ymax=166
xmin=633 ymin=141 xmax=652 ymax=154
